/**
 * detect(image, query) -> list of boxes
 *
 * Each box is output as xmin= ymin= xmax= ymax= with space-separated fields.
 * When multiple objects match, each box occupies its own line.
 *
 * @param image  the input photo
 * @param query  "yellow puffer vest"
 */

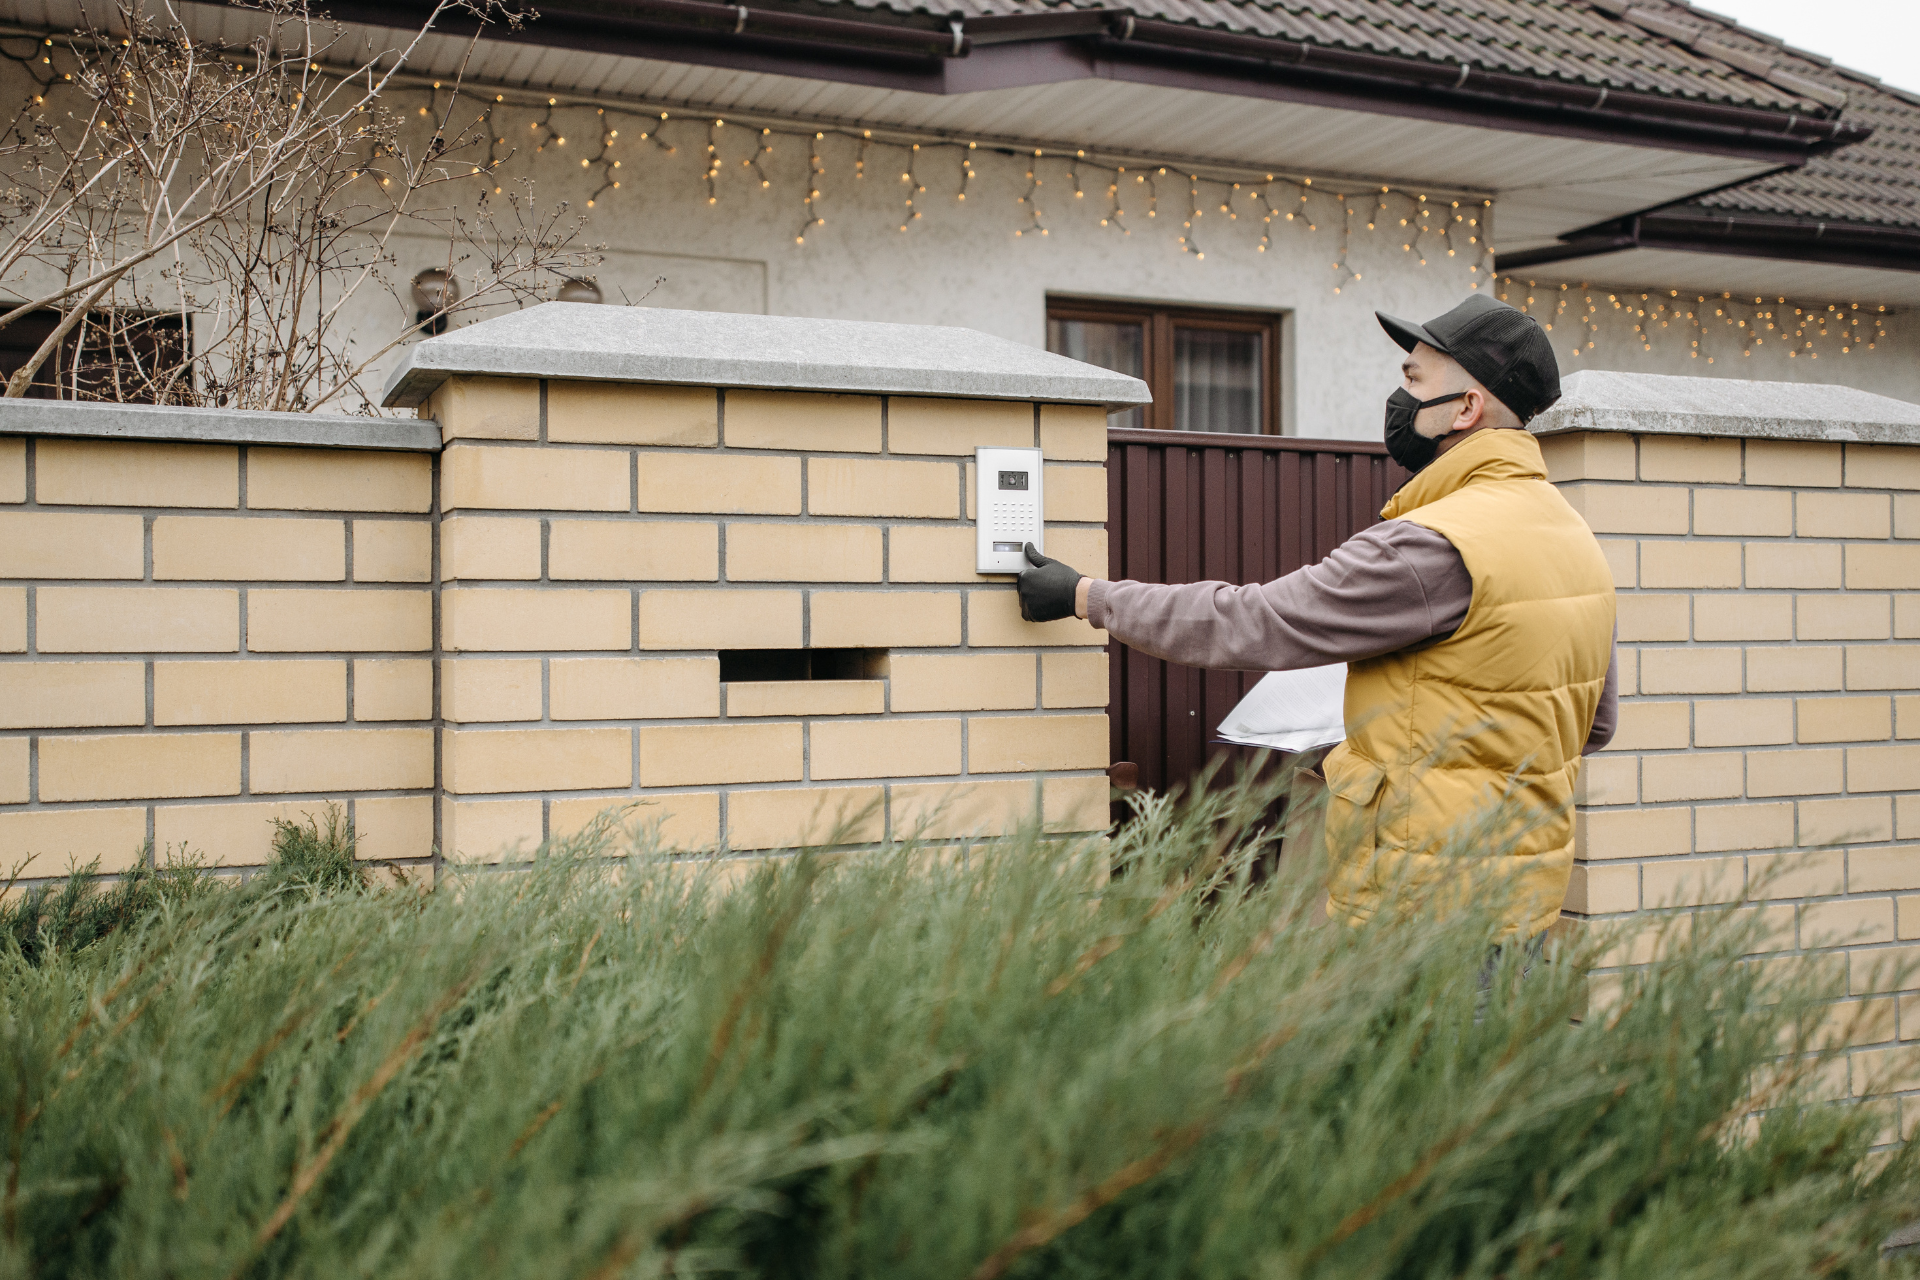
xmin=1322 ymin=428 xmax=1615 ymax=941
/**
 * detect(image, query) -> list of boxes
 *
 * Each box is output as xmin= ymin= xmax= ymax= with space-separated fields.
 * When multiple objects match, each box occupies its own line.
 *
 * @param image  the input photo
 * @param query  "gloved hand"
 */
xmin=1017 ymin=543 xmax=1082 ymax=623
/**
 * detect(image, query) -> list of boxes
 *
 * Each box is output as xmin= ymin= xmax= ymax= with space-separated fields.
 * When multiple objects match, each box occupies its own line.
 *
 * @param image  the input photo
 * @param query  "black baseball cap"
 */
xmin=1376 ymin=294 xmax=1560 ymax=423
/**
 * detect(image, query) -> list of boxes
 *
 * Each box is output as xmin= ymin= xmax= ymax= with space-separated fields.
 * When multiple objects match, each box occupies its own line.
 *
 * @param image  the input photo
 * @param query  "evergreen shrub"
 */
xmin=1 ymin=777 xmax=1913 ymax=1278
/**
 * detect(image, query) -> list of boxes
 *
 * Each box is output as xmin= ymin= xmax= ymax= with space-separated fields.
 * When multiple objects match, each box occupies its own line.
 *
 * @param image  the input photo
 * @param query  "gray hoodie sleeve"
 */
xmin=1084 ymin=519 xmax=1619 ymax=754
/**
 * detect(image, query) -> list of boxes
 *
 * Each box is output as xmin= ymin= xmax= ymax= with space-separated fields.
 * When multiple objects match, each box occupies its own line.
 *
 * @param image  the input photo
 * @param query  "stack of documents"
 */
xmin=1213 ymin=663 xmax=1348 ymax=753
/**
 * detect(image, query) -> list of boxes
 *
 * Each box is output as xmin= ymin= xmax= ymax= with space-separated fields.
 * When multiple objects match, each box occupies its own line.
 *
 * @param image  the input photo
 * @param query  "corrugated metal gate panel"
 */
xmin=1105 ymin=427 xmax=1411 ymax=796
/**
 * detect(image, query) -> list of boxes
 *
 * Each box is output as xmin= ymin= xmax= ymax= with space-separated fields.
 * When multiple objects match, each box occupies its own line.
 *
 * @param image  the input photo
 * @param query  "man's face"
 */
xmin=1400 ymin=342 xmax=1472 ymax=439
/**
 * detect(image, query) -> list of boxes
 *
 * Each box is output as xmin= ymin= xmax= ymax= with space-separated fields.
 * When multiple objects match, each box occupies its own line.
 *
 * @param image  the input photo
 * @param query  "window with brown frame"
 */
xmin=1045 ymin=297 xmax=1280 ymax=435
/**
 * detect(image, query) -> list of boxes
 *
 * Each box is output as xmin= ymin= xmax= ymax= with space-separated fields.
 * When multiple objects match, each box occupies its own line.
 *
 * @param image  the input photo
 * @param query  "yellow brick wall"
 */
xmin=1544 ymin=430 xmax=1920 ymax=1120
xmin=429 ymin=379 xmax=1111 ymax=864
xmin=0 ymin=439 xmax=436 ymax=876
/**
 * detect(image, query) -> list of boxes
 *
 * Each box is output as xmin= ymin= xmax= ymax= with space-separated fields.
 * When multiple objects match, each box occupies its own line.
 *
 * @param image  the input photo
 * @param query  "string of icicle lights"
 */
xmin=1497 ymin=279 xmax=1894 ymax=363
xmin=435 ymin=92 xmax=1495 ymax=292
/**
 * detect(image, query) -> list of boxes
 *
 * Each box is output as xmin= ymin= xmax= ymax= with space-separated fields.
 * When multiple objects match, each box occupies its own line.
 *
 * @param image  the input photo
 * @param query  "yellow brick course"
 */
xmin=1799 ymin=794 xmax=1893 ymax=845
xmin=1639 ymin=647 xmax=1741 ymax=695
xmin=37 ymin=587 xmax=238 ymax=653
xmin=1851 ymin=847 xmax=1920 ymax=893
xmin=1847 ymin=443 xmax=1920 ymax=490
xmin=888 ymin=653 xmax=1036 ymax=712
xmin=1042 ymin=652 xmax=1109 ymax=708
xmin=1609 ymin=700 xmax=1690 ymax=750
xmin=637 ymin=453 xmax=804 ymax=516
xmin=1692 ymin=488 xmax=1790 ymax=536
xmin=638 ymin=590 xmax=800 ymax=650
xmin=443 ymin=517 xmax=541 ymax=581
xmin=888 ymin=397 xmax=1031 ymax=456
xmin=1596 ymin=538 xmax=1637 ymax=588
xmin=1748 ymin=440 xmax=1842 ymax=488
xmin=0 ymin=737 xmax=24 ymax=804
xmin=1044 ymin=774 xmax=1108 ymax=833
xmin=810 ymin=457 xmax=957 ymax=519
xmin=155 ymin=800 xmax=326 ymax=867
xmin=810 ymin=590 xmax=961 ymax=648
xmin=1695 ymin=801 xmax=1794 ymax=852
xmin=353 ymin=659 xmax=433 ymax=721
xmin=1798 ymin=596 xmax=1889 ymax=641
xmin=154 ymin=660 xmax=344 ymax=725
xmin=154 ymin=516 xmax=344 ymax=581
xmin=550 ymin=520 xmax=720 ymax=581
xmin=1043 ymin=465 xmax=1107 ymax=523
xmin=810 ymin=717 xmax=960 ymax=780
xmin=1538 ymin=432 xmax=1635 ymax=483
xmin=1748 ymin=748 xmax=1843 ymax=797
xmin=36 ymin=440 xmax=237 ymax=508
xmin=1851 ymin=646 xmax=1920 ymax=691
xmin=1616 ymin=594 xmax=1689 ymax=643
xmin=891 ymin=778 xmax=1036 ymax=839
xmin=727 ymin=523 xmax=880 ymax=582
xmin=549 ymin=382 xmax=718 ymax=446
xmin=1747 ymin=645 xmax=1842 ymax=692
xmin=1559 ymin=484 xmax=1689 ymax=535
xmin=445 ymin=444 xmax=630 ymax=513
xmin=726 ymin=680 xmax=883 ymax=717
xmin=352 ymin=522 xmax=432 ymax=583
xmin=249 ymin=590 xmax=432 ymax=653
xmin=727 ymin=785 xmax=884 ymax=848
xmin=0 ymin=511 xmax=144 ymax=579
xmin=0 ymin=437 xmax=21 ymax=502
xmin=551 ymin=657 xmax=720 ymax=720
xmin=251 ymin=728 xmax=434 ymax=793
xmin=1848 ymin=545 xmax=1920 ymax=590
xmin=443 ymin=659 xmax=543 ymax=723
xmin=1693 ymin=594 xmax=1792 ymax=642
xmin=1640 ymin=436 xmax=1741 ymax=484
xmin=1039 ymin=404 xmax=1108 ymax=461
xmin=1047 ymin=528 xmax=1109 ymax=575
xmin=1799 ymin=492 xmax=1892 ymax=539
xmin=0 ymin=807 xmax=148 ymax=874
xmin=248 ymin=449 xmax=433 ymax=513
xmin=1900 ymin=695 xmax=1920 ymax=739
xmin=1639 ymin=751 xmax=1743 ymax=803
xmin=444 ymin=797 xmax=544 ymax=862
xmin=1643 ymin=856 xmax=1744 ymax=906
xmin=1693 ymin=698 xmax=1793 ymax=747
xmin=0 ymin=661 xmax=144 ymax=728
xmin=1804 ymin=897 xmax=1897 ymax=947
xmin=1638 ymin=542 xmax=1741 ymax=590
xmin=1574 ymin=754 xmax=1636 ymax=805
xmin=1748 ymin=543 xmax=1842 ymax=589
xmin=550 ymin=792 xmax=719 ymax=852
xmin=0 ymin=588 xmax=21 ymax=653
xmin=968 ymin=591 xmax=1106 ymax=648
xmin=40 ymin=731 xmax=240 ymax=801
xmin=1799 ymin=696 xmax=1892 ymax=744
xmin=1747 ymin=849 xmax=1846 ymax=898
xmin=445 ymin=726 xmax=632 ymax=794
xmin=1898 ymin=596 xmax=1920 ymax=639
xmin=430 ymin=376 xmax=539 ymax=441
xmin=639 ymin=722 xmax=802 ymax=786
xmin=1565 ymin=861 xmax=1638 ymax=913
xmin=724 ymin=390 xmax=881 ymax=452
xmin=444 ymin=588 xmax=629 ymax=652
xmin=886 ymin=526 xmax=977 ymax=583
xmin=968 ymin=714 xmax=1107 ymax=773
xmin=1575 ymin=806 xmax=1691 ymax=859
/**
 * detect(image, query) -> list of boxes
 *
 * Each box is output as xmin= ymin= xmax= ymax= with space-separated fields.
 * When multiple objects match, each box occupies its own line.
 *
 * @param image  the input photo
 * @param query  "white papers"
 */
xmin=1213 ymin=663 xmax=1348 ymax=754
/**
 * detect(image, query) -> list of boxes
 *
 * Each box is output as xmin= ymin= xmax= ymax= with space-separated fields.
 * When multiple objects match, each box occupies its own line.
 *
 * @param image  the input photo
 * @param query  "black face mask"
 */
xmin=1383 ymin=388 xmax=1467 ymax=474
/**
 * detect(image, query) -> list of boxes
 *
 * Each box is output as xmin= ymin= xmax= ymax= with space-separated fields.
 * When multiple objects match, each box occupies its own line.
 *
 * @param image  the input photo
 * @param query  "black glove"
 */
xmin=1017 ymin=543 xmax=1082 ymax=623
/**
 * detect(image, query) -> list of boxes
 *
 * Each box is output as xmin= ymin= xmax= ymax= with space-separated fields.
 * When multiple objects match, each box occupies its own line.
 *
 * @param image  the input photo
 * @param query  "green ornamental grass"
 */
xmin=0 ymin=775 xmax=1914 ymax=1279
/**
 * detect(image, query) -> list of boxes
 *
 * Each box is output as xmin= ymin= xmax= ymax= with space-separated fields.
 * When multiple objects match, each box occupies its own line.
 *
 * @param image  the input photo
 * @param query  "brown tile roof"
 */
xmin=812 ymin=0 xmax=1830 ymax=111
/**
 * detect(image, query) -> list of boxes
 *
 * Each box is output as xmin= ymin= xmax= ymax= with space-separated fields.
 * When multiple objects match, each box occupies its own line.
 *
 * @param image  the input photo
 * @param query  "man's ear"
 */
xmin=1449 ymin=388 xmax=1487 ymax=434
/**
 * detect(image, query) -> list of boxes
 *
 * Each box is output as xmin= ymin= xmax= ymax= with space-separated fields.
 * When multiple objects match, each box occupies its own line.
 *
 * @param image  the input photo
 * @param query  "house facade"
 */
xmin=1 ymin=0 xmax=1912 ymax=436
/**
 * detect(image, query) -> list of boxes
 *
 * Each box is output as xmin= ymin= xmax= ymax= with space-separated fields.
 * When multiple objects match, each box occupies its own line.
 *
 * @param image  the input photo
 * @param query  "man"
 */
xmin=1017 ymin=295 xmax=1617 ymax=946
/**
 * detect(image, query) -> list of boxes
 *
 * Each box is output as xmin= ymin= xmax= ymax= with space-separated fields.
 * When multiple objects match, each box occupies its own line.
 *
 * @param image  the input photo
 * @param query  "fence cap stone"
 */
xmin=0 ymin=397 xmax=440 ymax=451
xmin=380 ymin=302 xmax=1155 ymax=409
xmin=1530 ymin=368 xmax=1920 ymax=444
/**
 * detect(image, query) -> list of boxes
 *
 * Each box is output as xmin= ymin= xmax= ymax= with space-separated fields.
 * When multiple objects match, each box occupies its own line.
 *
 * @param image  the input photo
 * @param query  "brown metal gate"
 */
xmin=1104 ymin=427 xmax=1411 ymax=796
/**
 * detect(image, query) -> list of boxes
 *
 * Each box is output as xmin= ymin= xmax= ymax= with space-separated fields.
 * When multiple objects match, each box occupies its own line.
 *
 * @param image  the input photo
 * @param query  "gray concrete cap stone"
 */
xmin=380 ymin=302 xmax=1155 ymax=410
xmin=1530 ymin=369 xmax=1920 ymax=444
xmin=0 ymin=398 xmax=440 ymax=451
